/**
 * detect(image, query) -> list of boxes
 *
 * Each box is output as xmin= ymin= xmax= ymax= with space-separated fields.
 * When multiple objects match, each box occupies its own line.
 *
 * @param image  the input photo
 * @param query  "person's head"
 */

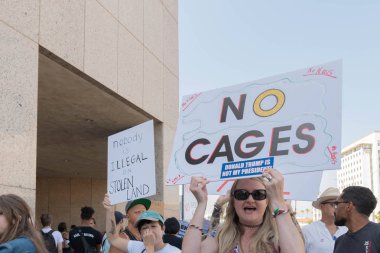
xmin=58 ymin=222 xmax=67 ymax=233
xmin=40 ymin=214 xmax=52 ymax=227
xmin=334 ymin=186 xmax=377 ymax=227
xmin=70 ymin=224 xmax=76 ymax=230
xmin=125 ymin=198 xmax=151 ymax=226
xmin=80 ymin=206 xmax=95 ymax=221
xmin=218 ymin=177 xmax=278 ymax=253
xmin=312 ymin=187 xmax=340 ymax=219
xmin=164 ymin=217 xmax=180 ymax=235
xmin=135 ymin=211 xmax=165 ymax=246
xmin=0 ymin=194 xmax=48 ymax=253
xmin=114 ymin=211 xmax=124 ymax=232
xmin=89 ymin=217 xmax=96 ymax=227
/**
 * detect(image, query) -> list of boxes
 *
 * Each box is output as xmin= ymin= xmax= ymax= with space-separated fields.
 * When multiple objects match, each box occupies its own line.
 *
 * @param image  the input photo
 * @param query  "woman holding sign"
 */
xmin=182 ymin=169 xmax=304 ymax=253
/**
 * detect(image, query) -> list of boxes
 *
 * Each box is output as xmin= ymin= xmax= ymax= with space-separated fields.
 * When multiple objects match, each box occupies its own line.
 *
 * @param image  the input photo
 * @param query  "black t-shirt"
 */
xmin=69 ymin=226 xmax=102 ymax=253
xmin=163 ymin=234 xmax=183 ymax=250
xmin=334 ymin=222 xmax=380 ymax=253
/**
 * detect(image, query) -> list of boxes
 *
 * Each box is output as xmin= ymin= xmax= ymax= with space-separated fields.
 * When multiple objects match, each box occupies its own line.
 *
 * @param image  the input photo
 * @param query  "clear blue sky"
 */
xmin=179 ymin=0 xmax=380 ymax=147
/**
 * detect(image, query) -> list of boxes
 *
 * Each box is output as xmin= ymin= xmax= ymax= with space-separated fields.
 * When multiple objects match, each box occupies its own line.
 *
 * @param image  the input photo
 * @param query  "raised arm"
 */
xmin=262 ymin=169 xmax=305 ymax=253
xmin=103 ymin=194 xmax=130 ymax=253
xmin=182 ymin=177 xmax=218 ymax=253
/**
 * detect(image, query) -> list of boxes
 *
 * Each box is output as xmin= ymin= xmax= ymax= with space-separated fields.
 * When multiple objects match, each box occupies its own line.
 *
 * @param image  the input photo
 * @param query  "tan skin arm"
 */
xmin=103 ymin=194 xmax=130 ymax=253
xmin=57 ymin=242 xmax=63 ymax=253
xmin=262 ymin=169 xmax=305 ymax=253
xmin=182 ymin=177 xmax=218 ymax=253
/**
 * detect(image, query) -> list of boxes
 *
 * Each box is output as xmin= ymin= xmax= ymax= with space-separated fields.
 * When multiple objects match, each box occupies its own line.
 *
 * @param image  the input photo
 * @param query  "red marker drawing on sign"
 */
xmin=303 ymin=67 xmax=337 ymax=78
xmin=216 ymin=180 xmax=235 ymax=192
xmin=181 ymin=93 xmax=202 ymax=111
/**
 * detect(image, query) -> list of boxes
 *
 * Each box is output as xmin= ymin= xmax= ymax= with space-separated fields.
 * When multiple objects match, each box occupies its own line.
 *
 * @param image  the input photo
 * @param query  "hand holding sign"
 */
xmin=189 ymin=176 xmax=209 ymax=205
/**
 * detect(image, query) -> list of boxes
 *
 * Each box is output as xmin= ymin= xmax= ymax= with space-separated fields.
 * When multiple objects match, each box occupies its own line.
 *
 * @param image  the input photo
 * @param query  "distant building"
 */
xmin=337 ymin=131 xmax=380 ymax=221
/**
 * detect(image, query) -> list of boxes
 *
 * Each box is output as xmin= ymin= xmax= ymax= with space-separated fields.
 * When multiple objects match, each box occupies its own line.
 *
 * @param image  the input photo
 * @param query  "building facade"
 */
xmin=0 ymin=0 xmax=179 ymax=231
xmin=337 ymin=131 xmax=380 ymax=220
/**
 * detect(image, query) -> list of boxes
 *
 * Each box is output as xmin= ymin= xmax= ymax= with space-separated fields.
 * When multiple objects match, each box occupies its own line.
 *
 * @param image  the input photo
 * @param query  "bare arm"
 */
xmin=57 ymin=242 xmax=63 ymax=253
xmin=285 ymin=200 xmax=305 ymax=243
xmin=103 ymin=194 xmax=130 ymax=253
xmin=262 ymin=169 xmax=305 ymax=253
xmin=182 ymin=177 xmax=218 ymax=253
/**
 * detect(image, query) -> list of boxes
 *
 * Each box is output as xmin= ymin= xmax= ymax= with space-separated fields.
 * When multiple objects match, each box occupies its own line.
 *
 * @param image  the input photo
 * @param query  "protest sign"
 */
xmin=107 ymin=120 xmax=156 ymax=204
xmin=183 ymin=184 xmax=197 ymax=221
xmin=166 ymin=61 xmax=341 ymax=185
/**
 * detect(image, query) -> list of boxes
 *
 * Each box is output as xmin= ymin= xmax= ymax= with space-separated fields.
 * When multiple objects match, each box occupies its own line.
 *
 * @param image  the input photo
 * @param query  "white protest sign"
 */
xmin=183 ymin=184 xmax=198 ymax=221
xmin=107 ymin=120 xmax=156 ymax=204
xmin=206 ymin=170 xmax=322 ymax=201
xmin=166 ymin=61 xmax=341 ymax=185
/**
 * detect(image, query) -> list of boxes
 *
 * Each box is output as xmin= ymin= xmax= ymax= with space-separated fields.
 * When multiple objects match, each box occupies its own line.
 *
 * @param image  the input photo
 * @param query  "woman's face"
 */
xmin=233 ymin=179 xmax=268 ymax=226
xmin=0 ymin=213 xmax=9 ymax=236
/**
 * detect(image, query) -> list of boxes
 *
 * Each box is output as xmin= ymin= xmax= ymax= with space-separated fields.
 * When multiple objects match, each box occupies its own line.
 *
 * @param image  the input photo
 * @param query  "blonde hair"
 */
xmin=217 ymin=177 xmax=279 ymax=253
xmin=0 ymin=194 xmax=49 ymax=253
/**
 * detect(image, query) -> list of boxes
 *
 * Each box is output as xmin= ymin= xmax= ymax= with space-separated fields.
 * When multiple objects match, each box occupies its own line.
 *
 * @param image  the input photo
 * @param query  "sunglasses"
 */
xmin=233 ymin=189 xmax=267 ymax=201
xmin=321 ymin=201 xmax=335 ymax=207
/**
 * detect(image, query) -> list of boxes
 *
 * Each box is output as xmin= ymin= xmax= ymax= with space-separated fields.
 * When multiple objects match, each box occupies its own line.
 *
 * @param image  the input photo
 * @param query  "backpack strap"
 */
xmin=101 ymin=234 xmax=107 ymax=248
xmin=78 ymin=228 xmax=90 ymax=250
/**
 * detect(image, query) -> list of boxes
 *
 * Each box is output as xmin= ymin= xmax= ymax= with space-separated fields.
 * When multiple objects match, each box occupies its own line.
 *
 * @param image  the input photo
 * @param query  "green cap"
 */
xmin=125 ymin=198 xmax=151 ymax=213
xmin=134 ymin=211 xmax=164 ymax=228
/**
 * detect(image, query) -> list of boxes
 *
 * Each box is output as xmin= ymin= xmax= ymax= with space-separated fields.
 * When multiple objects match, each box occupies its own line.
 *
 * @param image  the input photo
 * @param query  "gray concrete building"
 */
xmin=0 ymin=0 xmax=179 ymax=232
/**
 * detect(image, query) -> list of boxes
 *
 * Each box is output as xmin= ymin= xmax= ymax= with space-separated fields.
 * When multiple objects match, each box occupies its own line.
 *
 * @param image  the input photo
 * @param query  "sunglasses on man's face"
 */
xmin=233 ymin=189 xmax=267 ymax=201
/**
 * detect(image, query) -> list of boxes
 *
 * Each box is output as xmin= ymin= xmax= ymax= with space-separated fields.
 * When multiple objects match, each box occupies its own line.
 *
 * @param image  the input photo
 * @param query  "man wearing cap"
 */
xmin=108 ymin=198 xmax=151 ymax=252
xmin=123 ymin=198 xmax=151 ymax=241
xmin=302 ymin=187 xmax=348 ymax=253
xmin=103 ymin=195 xmax=181 ymax=253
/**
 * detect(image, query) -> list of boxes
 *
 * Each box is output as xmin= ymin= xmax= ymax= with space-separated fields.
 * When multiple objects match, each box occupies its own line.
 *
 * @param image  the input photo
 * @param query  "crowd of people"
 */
xmin=1 ymin=168 xmax=380 ymax=253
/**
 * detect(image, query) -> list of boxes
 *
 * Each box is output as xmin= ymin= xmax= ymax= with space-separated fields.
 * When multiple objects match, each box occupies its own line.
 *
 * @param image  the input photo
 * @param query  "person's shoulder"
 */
xmin=0 ymin=237 xmax=36 ymax=253
xmin=335 ymin=232 xmax=346 ymax=243
xmin=302 ymin=221 xmax=320 ymax=233
xmin=52 ymin=230 xmax=62 ymax=237
xmin=164 ymin=243 xmax=181 ymax=252
xmin=127 ymin=240 xmax=144 ymax=252
xmin=85 ymin=226 xmax=101 ymax=234
xmin=41 ymin=227 xmax=52 ymax=233
xmin=367 ymin=222 xmax=380 ymax=232
xmin=69 ymin=227 xmax=78 ymax=235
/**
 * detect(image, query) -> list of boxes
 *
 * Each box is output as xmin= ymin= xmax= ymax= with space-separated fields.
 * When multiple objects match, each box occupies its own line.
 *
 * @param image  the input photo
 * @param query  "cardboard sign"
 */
xmin=107 ymin=120 xmax=156 ymax=204
xmin=166 ymin=61 xmax=341 ymax=185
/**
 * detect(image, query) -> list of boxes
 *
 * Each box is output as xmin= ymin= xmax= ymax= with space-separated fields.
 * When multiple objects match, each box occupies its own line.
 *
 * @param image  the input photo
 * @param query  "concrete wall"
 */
xmin=0 ymin=1 xmax=39 ymax=211
xmin=1 ymin=0 xmax=179 ymax=222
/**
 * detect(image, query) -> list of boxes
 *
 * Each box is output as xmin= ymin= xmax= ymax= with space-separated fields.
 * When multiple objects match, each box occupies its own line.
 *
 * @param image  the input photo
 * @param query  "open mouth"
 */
xmin=243 ymin=207 xmax=257 ymax=213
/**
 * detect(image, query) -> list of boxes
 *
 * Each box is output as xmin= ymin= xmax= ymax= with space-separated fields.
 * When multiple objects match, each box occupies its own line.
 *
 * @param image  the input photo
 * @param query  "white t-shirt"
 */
xmin=42 ymin=227 xmax=64 ymax=246
xmin=302 ymin=220 xmax=348 ymax=253
xmin=127 ymin=240 xmax=181 ymax=253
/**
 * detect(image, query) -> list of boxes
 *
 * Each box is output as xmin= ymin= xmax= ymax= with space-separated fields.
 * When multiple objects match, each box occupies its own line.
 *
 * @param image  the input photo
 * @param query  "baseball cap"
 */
xmin=125 ymin=198 xmax=151 ymax=213
xmin=114 ymin=211 xmax=124 ymax=224
xmin=134 ymin=211 xmax=164 ymax=228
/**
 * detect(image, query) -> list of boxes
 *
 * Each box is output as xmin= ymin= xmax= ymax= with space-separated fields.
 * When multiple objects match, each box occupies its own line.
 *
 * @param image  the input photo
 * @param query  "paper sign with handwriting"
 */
xmin=108 ymin=120 xmax=156 ymax=204
xmin=166 ymin=61 xmax=341 ymax=185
